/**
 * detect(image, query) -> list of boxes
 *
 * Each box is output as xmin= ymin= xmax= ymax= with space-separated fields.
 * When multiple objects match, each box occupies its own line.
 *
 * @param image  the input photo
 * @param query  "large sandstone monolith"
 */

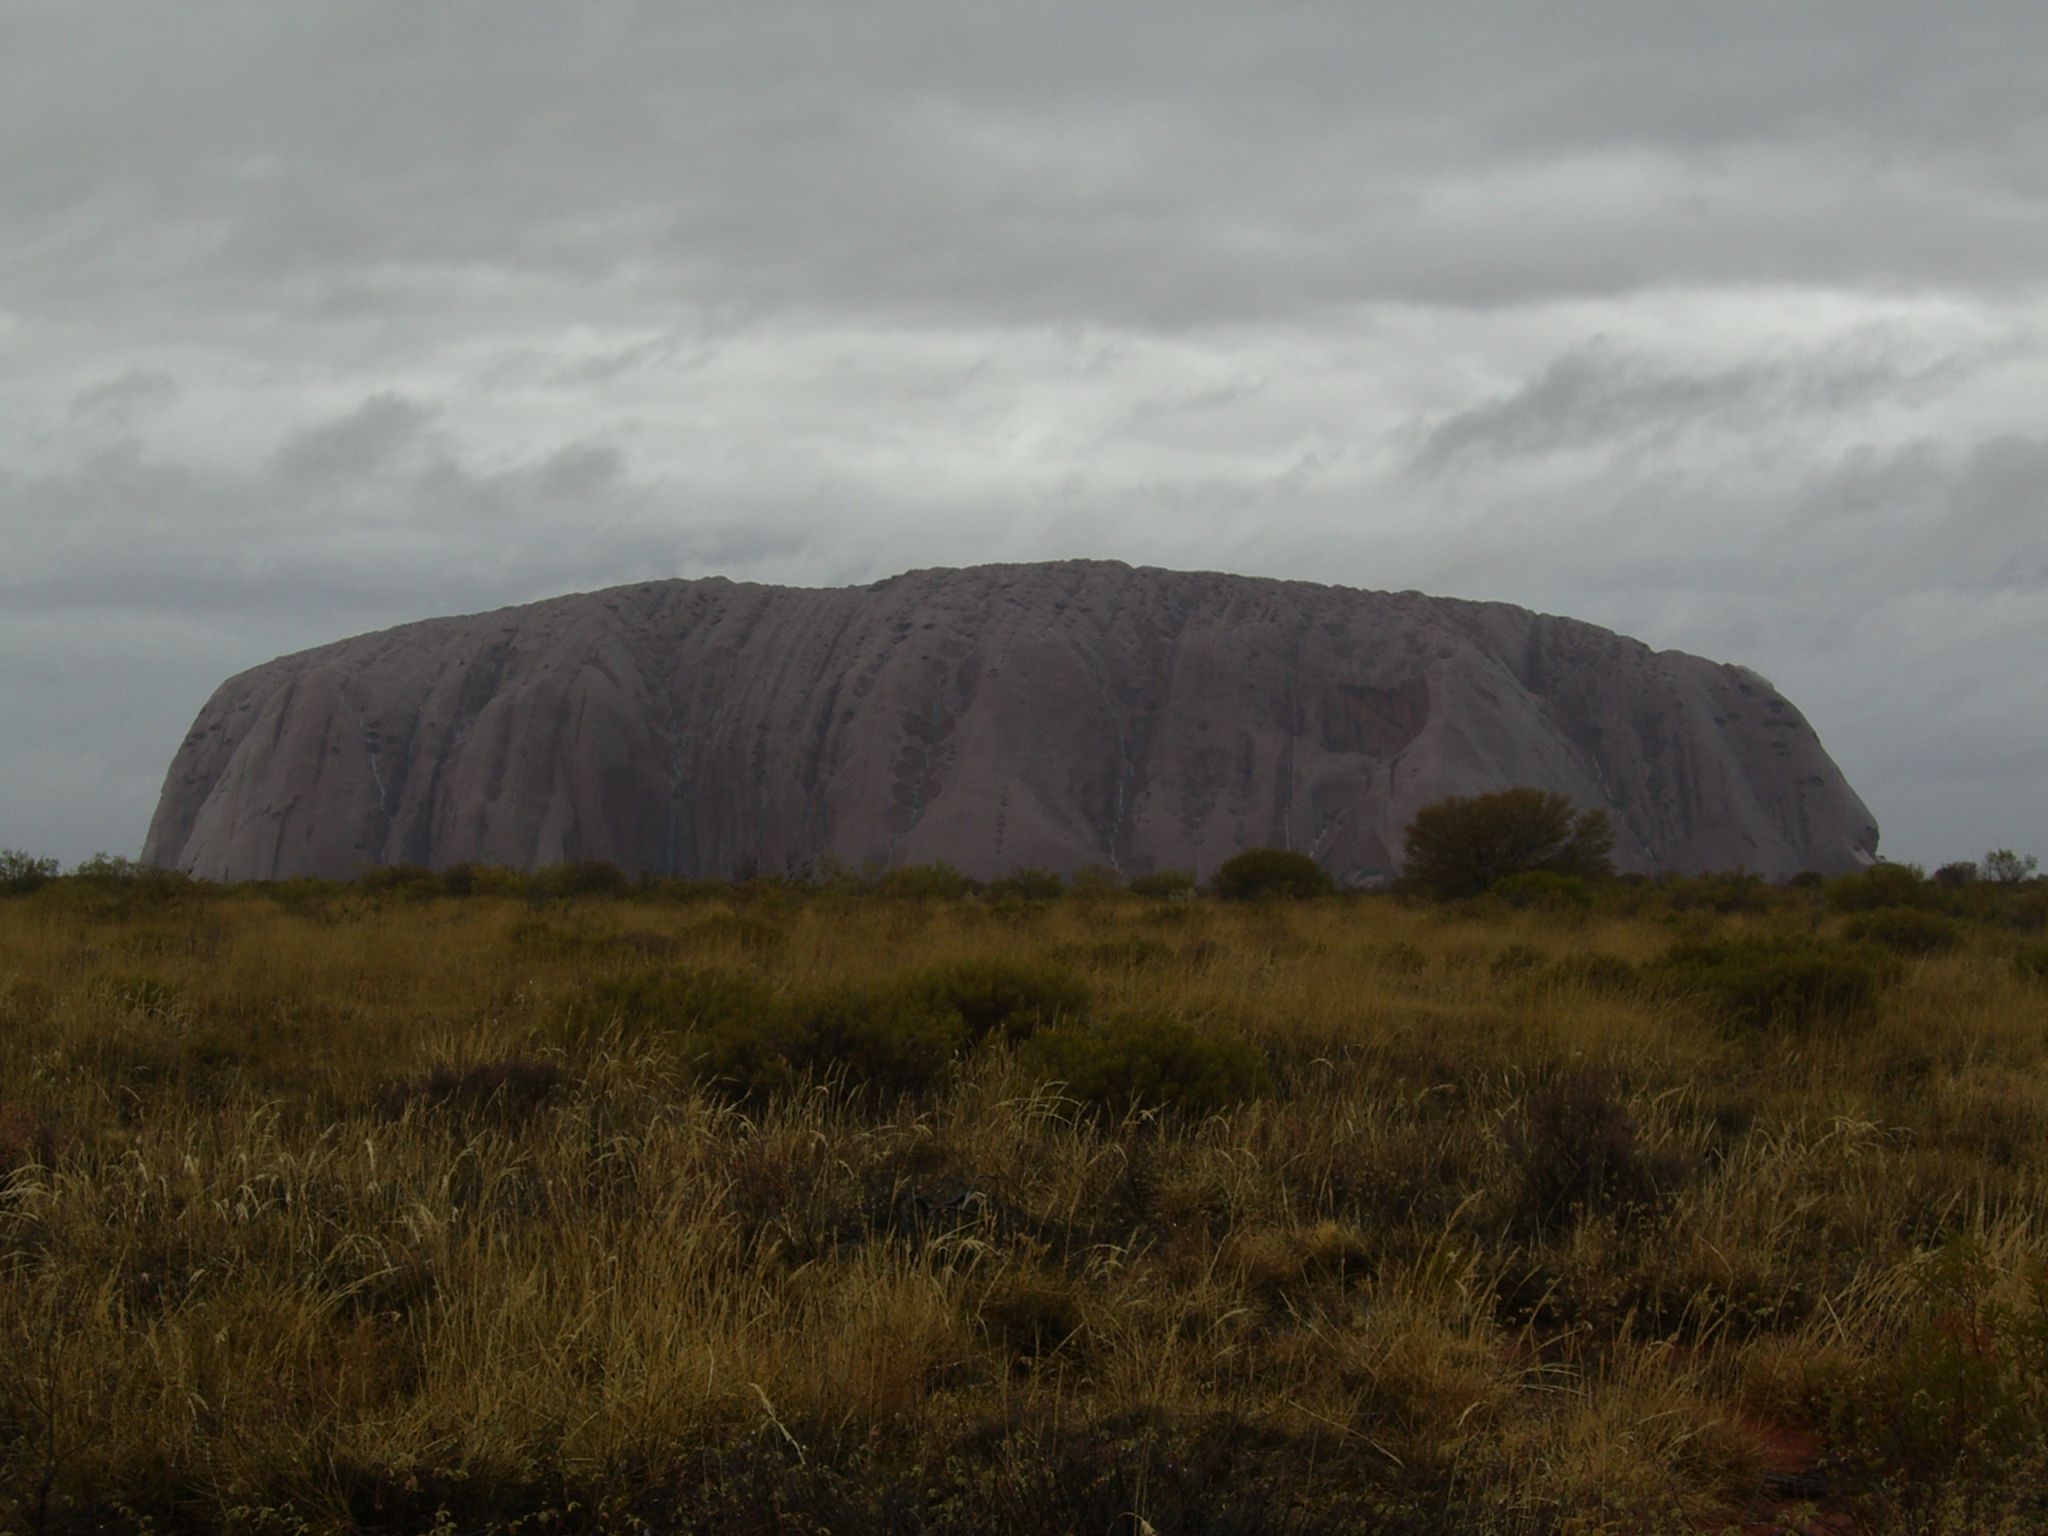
xmin=143 ymin=561 xmax=1878 ymax=882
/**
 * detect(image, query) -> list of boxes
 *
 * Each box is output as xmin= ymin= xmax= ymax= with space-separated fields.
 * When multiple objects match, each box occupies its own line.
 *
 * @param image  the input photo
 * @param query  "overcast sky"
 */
xmin=4 ymin=2 xmax=2044 ymax=871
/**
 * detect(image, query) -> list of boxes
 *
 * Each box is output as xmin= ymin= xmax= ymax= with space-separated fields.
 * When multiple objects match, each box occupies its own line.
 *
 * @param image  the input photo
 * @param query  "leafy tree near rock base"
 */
xmin=0 ymin=849 xmax=60 ymax=896
xmin=1982 ymin=849 xmax=2039 ymax=885
xmin=1399 ymin=787 xmax=1614 ymax=900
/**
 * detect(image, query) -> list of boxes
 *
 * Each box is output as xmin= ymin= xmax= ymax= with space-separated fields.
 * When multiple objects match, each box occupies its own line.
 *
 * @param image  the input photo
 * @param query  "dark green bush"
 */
xmin=264 ymin=877 xmax=351 ymax=913
xmin=781 ymin=982 xmax=968 ymax=1098
xmin=1023 ymin=1014 xmax=1269 ymax=1116
xmin=508 ymin=915 xmax=605 ymax=960
xmin=1964 ymin=881 xmax=2048 ymax=934
xmin=1808 ymin=1238 xmax=2048 ymax=1505
xmin=45 ymin=862 xmax=201 ymax=920
xmin=1651 ymin=935 xmax=1895 ymax=1030
xmin=678 ymin=913 xmax=786 ymax=955
xmin=375 ymin=1058 xmax=566 ymax=1125
xmin=672 ymin=1009 xmax=811 ymax=1100
xmin=2015 ymin=944 xmax=2048 ymax=982
xmin=353 ymin=863 xmax=443 ymax=899
xmin=1065 ymin=865 xmax=1122 ymax=900
xmin=592 ymin=961 xmax=1088 ymax=1101
xmin=1844 ymin=905 xmax=1966 ymax=956
xmin=530 ymin=860 xmax=632 ymax=898
xmin=908 ymin=959 xmax=1089 ymax=1043
xmin=0 ymin=849 xmax=60 ymax=896
xmin=1657 ymin=871 xmax=1776 ymax=915
xmin=984 ymin=868 xmax=1064 ymax=902
xmin=1490 ymin=870 xmax=1592 ymax=911
xmin=1504 ymin=1067 xmax=1690 ymax=1235
xmin=637 ymin=875 xmax=743 ymax=902
xmin=437 ymin=862 xmax=529 ymax=897
xmin=590 ymin=977 xmax=954 ymax=1103
xmin=1126 ymin=869 xmax=1198 ymax=900
xmin=587 ymin=966 xmax=775 ymax=1034
xmin=1827 ymin=862 xmax=1938 ymax=913
xmin=1211 ymin=848 xmax=1335 ymax=901
xmin=873 ymin=863 xmax=981 ymax=900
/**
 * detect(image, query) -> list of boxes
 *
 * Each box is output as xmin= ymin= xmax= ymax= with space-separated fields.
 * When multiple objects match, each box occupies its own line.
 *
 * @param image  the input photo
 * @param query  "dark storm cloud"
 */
xmin=2 ymin=1 xmax=2044 ymax=868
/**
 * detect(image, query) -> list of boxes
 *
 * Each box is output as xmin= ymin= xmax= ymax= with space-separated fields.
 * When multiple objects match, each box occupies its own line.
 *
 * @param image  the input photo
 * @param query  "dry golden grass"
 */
xmin=3 ymin=873 xmax=2047 ymax=1532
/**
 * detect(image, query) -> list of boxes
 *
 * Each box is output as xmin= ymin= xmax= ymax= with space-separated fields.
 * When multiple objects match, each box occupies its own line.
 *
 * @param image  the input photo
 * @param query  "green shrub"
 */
xmin=1504 ymin=1067 xmax=1690 ymax=1235
xmin=1843 ymin=905 xmax=1966 ymax=956
xmin=1065 ymin=865 xmax=1122 ymax=900
xmin=264 ymin=877 xmax=351 ymax=913
xmin=907 ymin=958 xmax=1089 ymax=1043
xmin=983 ymin=868 xmax=1064 ymax=902
xmin=508 ymin=915 xmax=601 ymax=960
xmin=678 ymin=913 xmax=786 ymax=955
xmin=2015 ymin=944 xmax=2048 ymax=983
xmin=782 ymin=982 xmax=968 ymax=1098
xmin=437 ymin=863 xmax=529 ymax=898
xmin=1211 ymin=848 xmax=1335 ymax=901
xmin=1126 ymin=869 xmax=1198 ymax=900
xmin=873 ymin=862 xmax=980 ymax=900
xmin=1 ymin=848 xmax=62 ymax=896
xmin=1809 ymin=1239 xmax=2048 ymax=1501
xmin=1657 ymin=871 xmax=1776 ymax=915
xmin=638 ymin=875 xmax=742 ymax=902
xmin=353 ymin=863 xmax=443 ymax=898
xmin=1827 ymin=862 xmax=1938 ymax=913
xmin=633 ymin=976 xmax=993 ymax=1101
xmin=1490 ymin=870 xmax=1592 ymax=911
xmin=530 ymin=859 xmax=633 ymax=898
xmin=1023 ymin=1014 xmax=1269 ymax=1116
xmin=375 ymin=1058 xmax=566 ymax=1126
xmin=673 ymin=1009 xmax=811 ymax=1100
xmin=1651 ymin=935 xmax=1895 ymax=1030
xmin=582 ymin=967 xmax=776 ymax=1042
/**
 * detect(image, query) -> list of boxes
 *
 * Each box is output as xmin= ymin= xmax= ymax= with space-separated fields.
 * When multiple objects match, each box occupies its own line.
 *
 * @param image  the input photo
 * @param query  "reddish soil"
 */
xmin=1733 ymin=1417 xmax=1857 ymax=1535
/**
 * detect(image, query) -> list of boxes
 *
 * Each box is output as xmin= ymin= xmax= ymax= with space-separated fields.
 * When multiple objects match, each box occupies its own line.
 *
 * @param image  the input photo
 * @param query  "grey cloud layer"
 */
xmin=10 ymin=3 xmax=2045 ymax=326
xmin=2 ymin=1 xmax=2044 ymax=868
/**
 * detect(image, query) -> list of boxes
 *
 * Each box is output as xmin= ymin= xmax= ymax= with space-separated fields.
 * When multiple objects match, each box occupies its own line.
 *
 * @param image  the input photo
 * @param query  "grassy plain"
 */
xmin=3 ymin=868 xmax=2048 ymax=1533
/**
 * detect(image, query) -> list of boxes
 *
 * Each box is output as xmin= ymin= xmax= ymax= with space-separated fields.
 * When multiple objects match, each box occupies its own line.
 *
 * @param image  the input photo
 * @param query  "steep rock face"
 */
xmin=143 ymin=561 xmax=1879 ymax=882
